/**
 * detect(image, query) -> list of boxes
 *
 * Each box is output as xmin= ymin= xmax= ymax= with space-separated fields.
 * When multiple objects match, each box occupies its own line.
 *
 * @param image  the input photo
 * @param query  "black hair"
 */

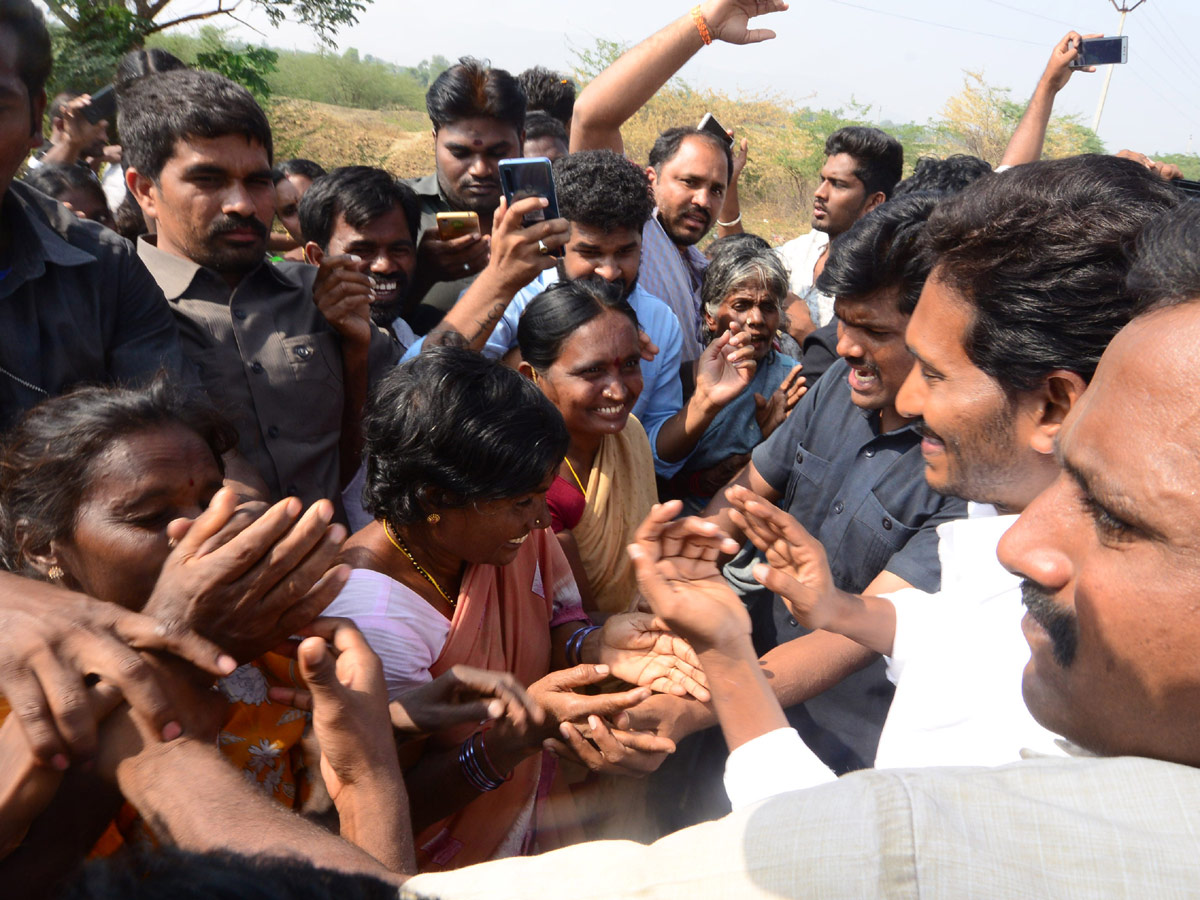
xmin=0 ymin=0 xmax=51 ymax=121
xmin=517 ymin=66 xmax=576 ymax=128
xmin=114 ymin=47 xmax=187 ymax=89
xmin=554 ymin=149 xmax=653 ymax=234
xmin=825 ymin=126 xmax=904 ymax=199
xmin=1127 ymin=200 xmax=1200 ymax=315
xmin=61 ymin=847 xmax=396 ymax=900
xmin=118 ymin=68 xmax=273 ymax=182
xmin=23 ymin=162 xmax=105 ymax=206
xmin=276 ymin=157 xmax=327 ymax=183
xmin=525 ymin=110 xmax=567 ymax=146
xmin=926 ymin=154 xmax=1180 ymax=392
xmin=893 ymin=154 xmax=993 ymax=197
xmin=0 ymin=376 xmax=237 ymax=576
xmin=363 ymin=347 xmax=567 ymax=526
xmin=298 ymin=166 xmax=420 ymax=250
xmin=817 ymin=192 xmax=942 ymax=315
xmin=648 ymin=126 xmax=732 ymax=184
xmin=518 ymin=278 xmax=640 ymax=371
xmin=425 ymin=57 xmax=525 ymax=134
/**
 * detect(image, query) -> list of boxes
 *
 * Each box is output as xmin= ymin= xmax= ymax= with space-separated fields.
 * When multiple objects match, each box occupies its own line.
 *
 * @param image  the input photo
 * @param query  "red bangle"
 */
xmin=691 ymin=5 xmax=712 ymax=45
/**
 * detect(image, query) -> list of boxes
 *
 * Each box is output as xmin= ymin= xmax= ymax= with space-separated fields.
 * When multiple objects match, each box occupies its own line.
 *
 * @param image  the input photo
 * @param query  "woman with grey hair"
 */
xmin=666 ymin=235 xmax=807 ymax=513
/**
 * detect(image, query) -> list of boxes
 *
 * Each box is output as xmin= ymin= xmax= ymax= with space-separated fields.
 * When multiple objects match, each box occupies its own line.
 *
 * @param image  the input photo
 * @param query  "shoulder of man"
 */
xmin=10 ymin=179 xmax=134 ymax=262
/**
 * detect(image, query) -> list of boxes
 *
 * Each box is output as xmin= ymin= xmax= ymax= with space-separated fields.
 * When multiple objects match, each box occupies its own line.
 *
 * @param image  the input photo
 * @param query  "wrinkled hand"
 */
xmin=725 ymin=484 xmax=841 ymax=630
xmin=0 ymin=576 xmax=236 ymax=766
xmin=627 ymin=501 xmax=747 ymax=651
xmin=387 ymin=665 xmax=543 ymax=736
xmin=754 ymin=363 xmax=806 ymax=437
xmin=695 ymin=326 xmax=757 ymax=409
xmin=1042 ymin=31 xmax=1099 ymax=92
xmin=485 ymin=194 xmax=570 ymax=291
xmin=548 ymin=712 xmax=675 ymax=776
xmin=416 ymin=228 xmax=490 ymax=283
xmin=142 ymin=487 xmax=350 ymax=664
xmin=267 ymin=618 xmax=401 ymax=804
xmin=597 ymin=611 xmax=710 ymax=701
xmin=313 ymin=254 xmax=374 ymax=346
xmin=701 ymin=0 xmax=789 ymax=46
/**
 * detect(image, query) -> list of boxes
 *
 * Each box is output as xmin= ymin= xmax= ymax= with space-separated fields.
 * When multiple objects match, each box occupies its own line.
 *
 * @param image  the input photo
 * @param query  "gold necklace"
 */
xmin=382 ymin=521 xmax=455 ymax=606
xmin=563 ymin=456 xmax=587 ymax=495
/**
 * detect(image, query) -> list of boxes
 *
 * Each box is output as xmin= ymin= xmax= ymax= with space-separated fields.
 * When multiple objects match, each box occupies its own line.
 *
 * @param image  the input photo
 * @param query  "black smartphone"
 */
xmin=82 ymin=84 xmax=117 ymax=125
xmin=498 ymin=157 xmax=560 ymax=227
xmin=698 ymin=112 xmax=734 ymax=148
xmin=1071 ymin=36 xmax=1128 ymax=68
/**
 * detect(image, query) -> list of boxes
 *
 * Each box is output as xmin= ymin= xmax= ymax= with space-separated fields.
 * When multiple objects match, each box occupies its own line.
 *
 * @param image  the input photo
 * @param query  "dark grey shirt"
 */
xmin=0 ymin=181 xmax=184 ymax=430
xmin=742 ymin=356 xmax=968 ymax=773
xmin=404 ymin=172 xmax=478 ymax=335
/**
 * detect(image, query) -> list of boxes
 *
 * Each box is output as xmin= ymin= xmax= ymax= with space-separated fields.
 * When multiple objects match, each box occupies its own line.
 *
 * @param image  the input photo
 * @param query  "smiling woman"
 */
xmin=323 ymin=346 xmax=708 ymax=872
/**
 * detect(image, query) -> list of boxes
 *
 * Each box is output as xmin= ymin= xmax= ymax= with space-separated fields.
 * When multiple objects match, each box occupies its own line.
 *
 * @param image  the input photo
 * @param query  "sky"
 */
xmin=177 ymin=0 xmax=1199 ymax=155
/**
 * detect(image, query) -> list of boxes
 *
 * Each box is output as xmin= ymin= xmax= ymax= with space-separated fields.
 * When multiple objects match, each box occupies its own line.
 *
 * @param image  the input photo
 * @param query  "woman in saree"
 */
xmin=322 ymin=345 xmax=707 ymax=872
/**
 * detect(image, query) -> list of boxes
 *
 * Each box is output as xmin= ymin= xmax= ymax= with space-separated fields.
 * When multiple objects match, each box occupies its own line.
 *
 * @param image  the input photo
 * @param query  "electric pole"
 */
xmin=1093 ymin=0 xmax=1147 ymax=133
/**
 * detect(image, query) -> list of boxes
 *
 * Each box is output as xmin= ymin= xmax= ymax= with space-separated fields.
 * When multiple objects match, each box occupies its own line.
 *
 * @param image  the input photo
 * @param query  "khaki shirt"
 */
xmin=138 ymin=239 xmax=399 ymax=507
xmin=404 ymin=172 xmax=478 ymax=334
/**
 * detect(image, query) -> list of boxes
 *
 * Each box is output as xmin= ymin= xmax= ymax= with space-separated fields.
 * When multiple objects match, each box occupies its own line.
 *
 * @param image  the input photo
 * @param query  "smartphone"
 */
xmin=1071 ymin=35 xmax=1128 ymax=68
xmin=82 ymin=84 xmax=117 ymax=125
xmin=498 ymin=157 xmax=560 ymax=227
xmin=698 ymin=112 xmax=734 ymax=148
xmin=435 ymin=211 xmax=481 ymax=241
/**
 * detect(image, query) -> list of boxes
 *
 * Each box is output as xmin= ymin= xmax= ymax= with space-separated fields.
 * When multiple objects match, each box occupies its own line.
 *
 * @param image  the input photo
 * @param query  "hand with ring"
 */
xmin=477 ymin=195 xmax=570 ymax=293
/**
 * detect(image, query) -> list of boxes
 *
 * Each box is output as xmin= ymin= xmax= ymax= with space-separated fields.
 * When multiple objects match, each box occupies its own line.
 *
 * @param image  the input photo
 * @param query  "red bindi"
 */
xmin=188 ymin=478 xmax=194 ymax=487
xmin=473 ymin=139 xmax=483 ymax=147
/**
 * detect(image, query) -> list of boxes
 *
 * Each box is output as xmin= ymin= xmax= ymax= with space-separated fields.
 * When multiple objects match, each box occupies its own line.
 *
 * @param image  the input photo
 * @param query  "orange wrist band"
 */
xmin=692 ymin=5 xmax=713 ymax=45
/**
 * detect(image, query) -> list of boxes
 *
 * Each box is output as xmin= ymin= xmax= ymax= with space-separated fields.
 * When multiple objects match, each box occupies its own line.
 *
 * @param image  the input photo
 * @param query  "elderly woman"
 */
xmin=667 ymin=236 xmax=806 ymax=513
xmin=323 ymin=346 xmax=704 ymax=872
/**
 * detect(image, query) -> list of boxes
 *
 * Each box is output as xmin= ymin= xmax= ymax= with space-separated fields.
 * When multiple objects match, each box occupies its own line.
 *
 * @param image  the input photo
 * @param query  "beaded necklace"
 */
xmin=382 ymin=521 xmax=455 ymax=606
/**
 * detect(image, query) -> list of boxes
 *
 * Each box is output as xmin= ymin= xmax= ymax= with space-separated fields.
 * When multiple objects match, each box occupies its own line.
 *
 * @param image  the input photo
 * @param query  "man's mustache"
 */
xmin=1021 ymin=580 xmax=1078 ymax=667
xmin=209 ymin=214 xmax=268 ymax=239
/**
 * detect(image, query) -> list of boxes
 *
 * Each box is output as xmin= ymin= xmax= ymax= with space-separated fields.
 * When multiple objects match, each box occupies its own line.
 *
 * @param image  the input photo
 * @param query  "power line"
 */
xmin=1144 ymin=3 xmax=1200 ymax=84
xmin=1136 ymin=15 xmax=1200 ymax=89
xmin=977 ymin=0 xmax=1075 ymax=30
xmin=819 ymin=0 xmax=1044 ymax=47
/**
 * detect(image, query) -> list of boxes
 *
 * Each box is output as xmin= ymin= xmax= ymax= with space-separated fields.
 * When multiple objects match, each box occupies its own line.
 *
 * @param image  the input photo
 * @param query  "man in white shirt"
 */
xmin=775 ymin=126 xmax=902 ymax=331
xmin=734 ymin=152 xmax=1180 ymax=772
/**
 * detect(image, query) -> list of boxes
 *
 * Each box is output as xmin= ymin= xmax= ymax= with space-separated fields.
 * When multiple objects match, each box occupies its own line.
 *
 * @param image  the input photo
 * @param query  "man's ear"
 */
xmin=304 ymin=241 xmax=324 ymax=266
xmin=863 ymin=190 xmax=887 ymax=215
xmin=1029 ymin=370 xmax=1088 ymax=455
xmin=126 ymin=166 xmax=157 ymax=219
xmin=645 ymin=165 xmax=658 ymax=190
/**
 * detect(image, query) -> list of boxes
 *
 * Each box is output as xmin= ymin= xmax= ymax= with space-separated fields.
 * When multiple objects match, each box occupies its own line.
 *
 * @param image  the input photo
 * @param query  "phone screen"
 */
xmin=83 ymin=85 xmax=117 ymax=125
xmin=498 ymin=158 xmax=560 ymax=226
xmin=1076 ymin=36 xmax=1128 ymax=67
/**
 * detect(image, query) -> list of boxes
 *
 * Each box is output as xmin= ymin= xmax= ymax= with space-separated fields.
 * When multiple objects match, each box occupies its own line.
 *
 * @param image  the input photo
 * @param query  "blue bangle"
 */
xmin=566 ymin=624 xmax=601 ymax=668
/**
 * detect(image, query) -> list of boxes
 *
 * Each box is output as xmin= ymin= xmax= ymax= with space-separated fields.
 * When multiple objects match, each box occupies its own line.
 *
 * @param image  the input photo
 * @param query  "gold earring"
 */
xmin=427 ymin=513 xmax=441 ymax=525
xmin=47 ymin=565 xmax=63 ymax=581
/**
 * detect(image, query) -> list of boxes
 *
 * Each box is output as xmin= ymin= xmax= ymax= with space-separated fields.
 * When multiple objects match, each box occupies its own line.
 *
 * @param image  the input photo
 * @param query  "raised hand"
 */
xmin=1042 ymin=31 xmax=1100 ymax=93
xmin=724 ymin=484 xmax=842 ymax=629
xmin=484 ymin=194 xmax=570 ymax=292
xmin=754 ymin=363 xmax=806 ymax=437
xmin=702 ymin=0 xmax=790 ymax=46
xmin=596 ymin=611 xmax=711 ymax=701
xmin=695 ymin=325 xmax=758 ymax=409
xmin=731 ymin=135 xmax=750 ymax=182
xmin=0 ymin=573 xmax=236 ymax=766
xmin=312 ymin=254 xmax=375 ymax=347
xmin=142 ymin=488 xmax=349 ymax=663
xmin=388 ymin=665 xmax=544 ymax=736
xmin=626 ymin=500 xmax=747 ymax=651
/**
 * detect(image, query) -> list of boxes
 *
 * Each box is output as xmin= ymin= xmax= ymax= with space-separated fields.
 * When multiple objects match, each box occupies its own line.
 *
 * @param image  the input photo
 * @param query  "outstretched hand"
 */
xmin=695 ymin=326 xmax=758 ymax=409
xmin=626 ymin=501 xmax=747 ymax=652
xmin=1042 ymin=31 xmax=1100 ymax=92
xmin=597 ymin=611 xmax=711 ymax=701
xmin=724 ymin=484 xmax=841 ymax=630
xmin=701 ymin=0 xmax=790 ymax=46
xmin=388 ymin=665 xmax=543 ymax=736
xmin=754 ymin=363 xmax=806 ymax=437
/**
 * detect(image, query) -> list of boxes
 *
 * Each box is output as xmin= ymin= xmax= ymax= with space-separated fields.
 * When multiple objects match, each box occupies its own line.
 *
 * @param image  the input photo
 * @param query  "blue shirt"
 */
xmin=404 ymin=271 xmax=688 ymax=477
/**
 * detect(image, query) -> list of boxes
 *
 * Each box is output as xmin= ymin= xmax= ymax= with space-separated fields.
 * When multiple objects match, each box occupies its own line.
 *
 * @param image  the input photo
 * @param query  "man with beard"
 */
xmin=570 ymin=0 xmax=787 ymax=363
xmin=418 ymin=149 xmax=758 ymax=478
xmin=733 ymin=154 xmax=1179 ymax=773
xmin=404 ymin=58 xmax=525 ymax=335
xmin=299 ymin=166 xmax=422 ymax=351
xmin=123 ymin=69 xmax=399 ymax=510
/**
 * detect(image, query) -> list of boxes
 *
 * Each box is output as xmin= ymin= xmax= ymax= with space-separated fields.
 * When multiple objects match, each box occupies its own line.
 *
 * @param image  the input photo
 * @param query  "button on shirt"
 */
xmin=138 ymin=239 xmax=399 ymax=507
xmin=0 ymin=182 xmax=185 ymax=429
xmin=739 ymin=356 xmax=968 ymax=772
xmin=403 ymin=269 xmax=688 ymax=476
xmin=404 ymin=172 xmax=479 ymax=335
xmin=638 ymin=211 xmax=709 ymax=362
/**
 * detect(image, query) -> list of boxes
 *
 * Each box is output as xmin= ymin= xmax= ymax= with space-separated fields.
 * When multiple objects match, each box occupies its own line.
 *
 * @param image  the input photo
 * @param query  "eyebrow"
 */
xmin=1055 ymin=445 xmax=1162 ymax=540
xmin=905 ymin=345 xmax=944 ymax=377
xmin=569 ymin=352 xmax=640 ymax=372
xmin=444 ymin=140 xmax=512 ymax=153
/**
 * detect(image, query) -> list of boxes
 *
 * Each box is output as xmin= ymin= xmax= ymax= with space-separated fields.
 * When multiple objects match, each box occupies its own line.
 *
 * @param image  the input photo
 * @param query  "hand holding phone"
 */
xmin=1070 ymin=35 xmax=1128 ymax=69
xmin=82 ymin=85 xmax=117 ymax=125
xmin=698 ymin=112 xmax=735 ymax=149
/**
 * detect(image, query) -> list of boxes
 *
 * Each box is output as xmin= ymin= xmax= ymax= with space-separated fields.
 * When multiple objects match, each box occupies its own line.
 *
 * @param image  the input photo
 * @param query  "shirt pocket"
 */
xmin=280 ymin=332 xmax=342 ymax=438
xmin=843 ymin=490 xmax=919 ymax=591
xmin=783 ymin=441 xmax=832 ymax=510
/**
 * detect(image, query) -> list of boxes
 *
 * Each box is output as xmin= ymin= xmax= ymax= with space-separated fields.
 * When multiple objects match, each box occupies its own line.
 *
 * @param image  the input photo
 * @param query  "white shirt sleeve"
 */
xmin=723 ymin=727 xmax=836 ymax=810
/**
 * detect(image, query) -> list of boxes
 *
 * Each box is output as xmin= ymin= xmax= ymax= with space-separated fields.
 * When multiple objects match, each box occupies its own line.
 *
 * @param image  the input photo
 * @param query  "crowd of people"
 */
xmin=1 ymin=0 xmax=1199 ymax=895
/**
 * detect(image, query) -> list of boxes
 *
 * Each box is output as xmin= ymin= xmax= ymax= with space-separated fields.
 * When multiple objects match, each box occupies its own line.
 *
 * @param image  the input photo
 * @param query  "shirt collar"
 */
xmin=137 ymin=234 xmax=289 ymax=301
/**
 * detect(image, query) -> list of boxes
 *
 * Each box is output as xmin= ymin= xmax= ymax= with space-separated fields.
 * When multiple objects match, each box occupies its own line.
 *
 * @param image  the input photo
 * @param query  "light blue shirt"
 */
xmin=403 ymin=270 xmax=687 ymax=476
